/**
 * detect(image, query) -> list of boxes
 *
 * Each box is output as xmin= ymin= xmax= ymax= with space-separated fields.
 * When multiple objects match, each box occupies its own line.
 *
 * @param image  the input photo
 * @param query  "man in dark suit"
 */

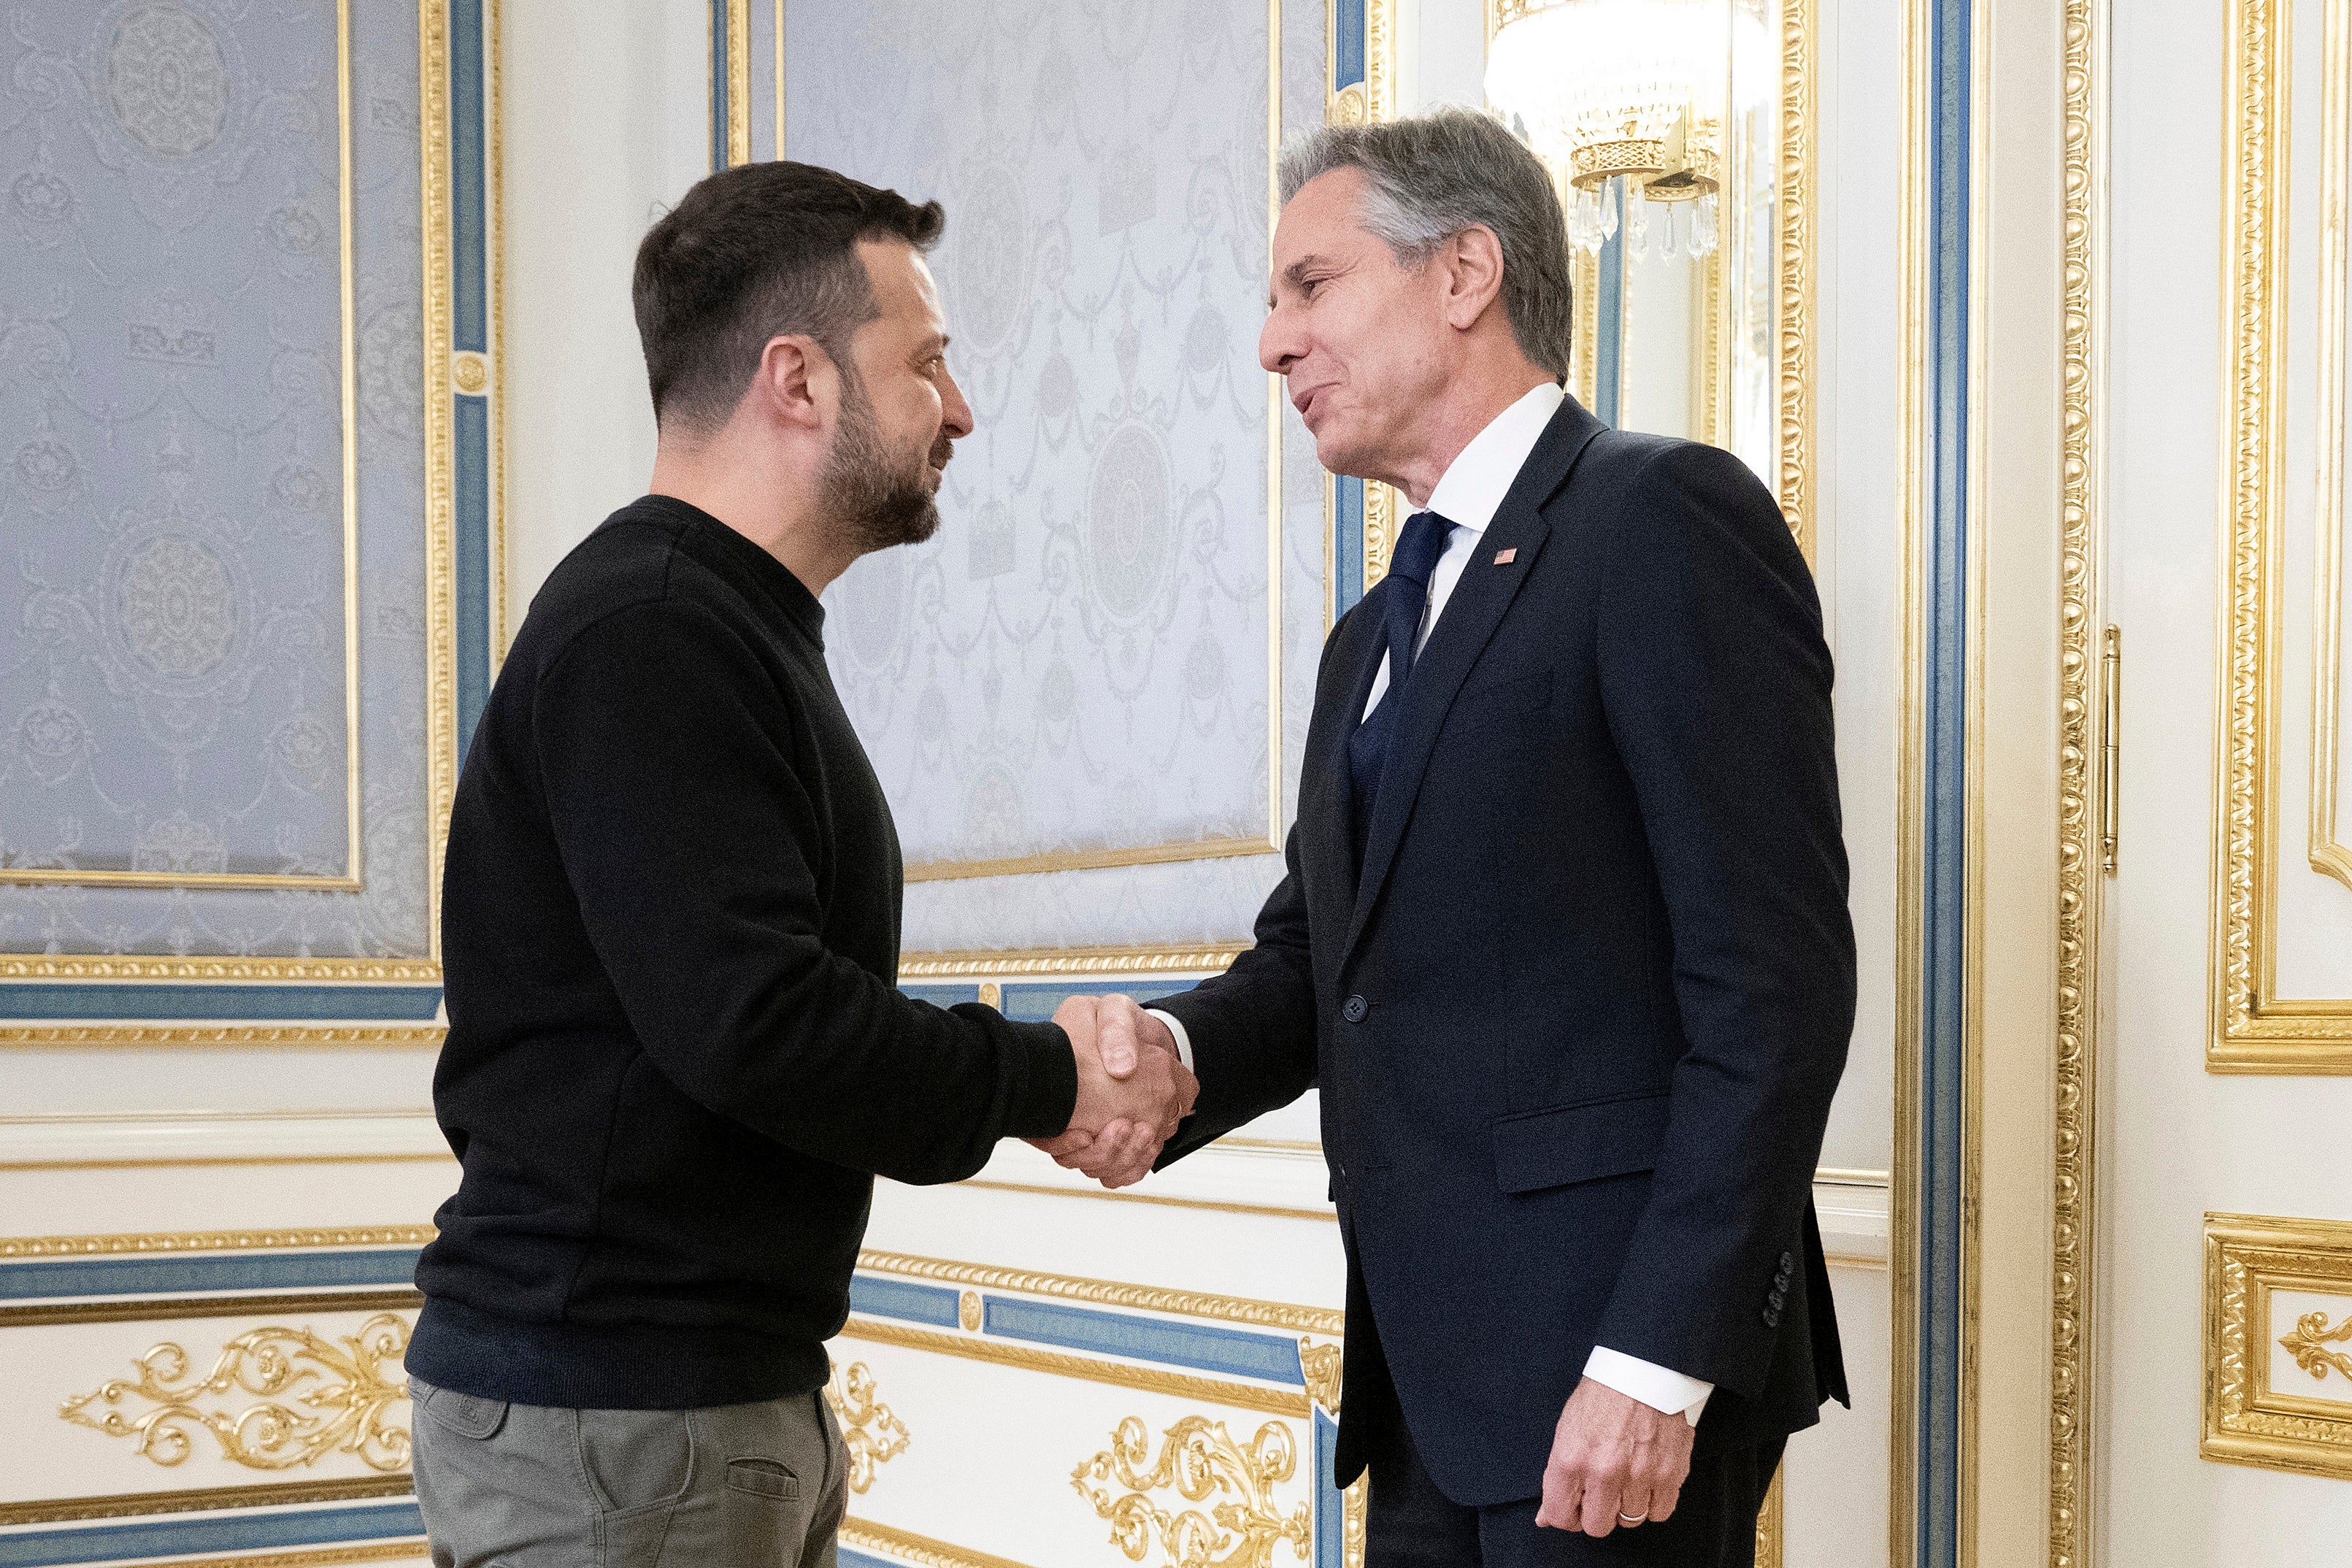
xmin=1042 ymin=110 xmax=1854 ymax=1566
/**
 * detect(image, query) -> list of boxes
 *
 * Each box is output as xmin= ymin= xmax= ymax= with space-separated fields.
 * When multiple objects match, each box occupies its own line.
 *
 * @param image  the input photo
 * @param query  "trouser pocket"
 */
xmin=578 ymin=1407 xmax=695 ymax=1567
xmin=720 ymin=1457 xmax=804 ymax=1563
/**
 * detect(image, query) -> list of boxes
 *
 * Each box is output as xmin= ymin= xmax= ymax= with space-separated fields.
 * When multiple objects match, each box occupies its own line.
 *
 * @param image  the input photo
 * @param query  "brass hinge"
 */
xmin=2100 ymin=625 xmax=2122 ymax=874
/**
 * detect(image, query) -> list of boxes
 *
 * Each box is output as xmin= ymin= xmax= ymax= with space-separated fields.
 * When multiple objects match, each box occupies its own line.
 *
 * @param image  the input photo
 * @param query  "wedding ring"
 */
xmin=1617 ymin=1511 xmax=1649 ymax=1526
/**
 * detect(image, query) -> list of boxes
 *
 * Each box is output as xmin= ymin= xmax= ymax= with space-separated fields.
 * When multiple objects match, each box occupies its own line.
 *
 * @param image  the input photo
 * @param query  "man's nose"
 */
xmin=939 ymin=366 xmax=975 ymax=439
xmin=1258 ymin=310 xmax=1299 ymax=376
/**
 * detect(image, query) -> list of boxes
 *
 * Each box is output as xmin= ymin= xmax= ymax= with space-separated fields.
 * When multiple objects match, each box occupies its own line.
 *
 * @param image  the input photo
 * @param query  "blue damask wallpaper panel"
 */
xmin=787 ymin=0 xmax=1329 ymax=949
xmin=0 ymin=0 xmax=431 ymax=958
xmin=791 ymin=0 xmax=1287 ymax=869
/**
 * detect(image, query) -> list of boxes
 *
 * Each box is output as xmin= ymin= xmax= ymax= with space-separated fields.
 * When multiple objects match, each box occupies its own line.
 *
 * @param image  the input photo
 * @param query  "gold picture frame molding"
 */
xmin=2211 ymin=0 xmax=2352 ymax=1073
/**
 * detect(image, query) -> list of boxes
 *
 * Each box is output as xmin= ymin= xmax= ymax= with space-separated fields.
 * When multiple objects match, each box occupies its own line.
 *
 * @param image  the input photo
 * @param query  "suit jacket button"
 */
xmin=1780 ymin=1250 xmax=1794 ymax=1270
xmin=1762 ymin=1307 xmax=1781 ymax=1328
xmin=1342 ymin=996 xmax=1369 ymax=1023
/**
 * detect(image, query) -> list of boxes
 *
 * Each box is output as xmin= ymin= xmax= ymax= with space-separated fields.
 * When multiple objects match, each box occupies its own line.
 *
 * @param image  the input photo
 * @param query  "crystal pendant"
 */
xmin=1625 ymin=191 xmax=1649 ymax=260
xmin=1599 ymin=177 xmax=1621 ymax=242
xmin=1661 ymin=201 xmax=1680 ymax=260
xmin=1691 ymin=193 xmax=1718 ymax=258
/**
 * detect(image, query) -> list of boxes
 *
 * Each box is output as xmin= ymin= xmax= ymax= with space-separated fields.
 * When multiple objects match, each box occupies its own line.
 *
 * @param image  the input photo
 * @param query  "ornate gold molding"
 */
xmin=839 ymin=1519 xmax=1038 ymax=1568
xmin=1755 ymin=1464 xmax=1783 ymax=1568
xmin=904 ymin=838 xmax=1280 ymax=885
xmin=1073 ymin=1415 xmax=1310 ymax=1568
xmin=725 ymin=0 xmax=752 ymax=166
xmin=856 ymin=1250 xmax=1344 ymax=1337
xmin=2051 ymin=0 xmax=2102 ymax=1561
xmin=2310 ymin=0 xmax=2352 ymax=893
xmin=2213 ymin=0 xmax=2352 ymax=1072
xmin=116 ymin=1546 xmax=425 ymax=1568
xmin=0 ymin=957 xmax=439 ymax=983
xmin=2 ymin=1289 xmax=423 ymax=1331
xmin=0 ymin=1226 xmax=437 ymax=1259
xmin=899 ymin=944 xmax=1246 ymax=980
xmin=0 ymin=1475 xmax=413 ymax=1528
xmin=420 ymin=0 xmax=461 ymax=971
xmin=61 ymin=1314 xmax=412 ymax=1472
xmin=1778 ymin=0 xmax=1817 ymax=566
xmin=1299 ymin=1340 xmax=1342 ymax=1411
xmin=2205 ymin=1212 xmax=2352 ymax=1480
xmin=0 ymin=1023 xmax=443 ymax=1049
xmin=826 ymin=1361 xmax=910 ymax=1494
xmin=837 ymin=1318 xmax=1310 ymax=1420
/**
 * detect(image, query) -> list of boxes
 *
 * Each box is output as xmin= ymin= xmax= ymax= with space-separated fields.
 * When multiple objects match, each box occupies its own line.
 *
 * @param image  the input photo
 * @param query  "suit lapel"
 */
xmin=1340 ymin=396 xmax=1607 ymax=970
xmin=1298 ymin=601 xmax=1388 ymax=925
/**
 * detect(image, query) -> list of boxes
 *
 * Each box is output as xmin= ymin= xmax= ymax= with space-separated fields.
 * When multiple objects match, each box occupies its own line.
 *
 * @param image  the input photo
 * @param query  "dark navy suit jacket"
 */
xmin=1155 ymin=393 xmax=1855 ymax=1507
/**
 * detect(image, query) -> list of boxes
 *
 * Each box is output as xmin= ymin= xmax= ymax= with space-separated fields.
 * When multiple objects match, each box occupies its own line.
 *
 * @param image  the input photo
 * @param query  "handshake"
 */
xmin=1028 ymin=994 xmax=1198 ymax=1189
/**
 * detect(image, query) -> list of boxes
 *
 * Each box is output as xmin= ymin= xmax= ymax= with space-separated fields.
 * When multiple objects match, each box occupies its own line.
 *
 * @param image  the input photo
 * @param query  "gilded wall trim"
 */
xmin=0 ymin=1024 xmax=443 ymax=1050
xmin=840 ymin=1519 xmax=1039 ymax=1568
xmin=0 ymin=1228 xmax=437 ymax=1260
xmin=899 ymin=944 xmax=1245 ymax=980
xmin=2050 ymin=0 xmax=2102 ymax=1561
xmin=2213 ymin=0 xmax=2352 ymax=1072
xmin=0 ymin=1476 xmax=412 ymax=1529
xmin=2204 ymin=1212 xmax=2352 ymax=1480
xmin=0 ymin=1291 xmax=423 ymax=1331
xmin=2309 ymin=0 xmax=2352 ymax=893
xmin=725 ymin=0 xmax=753 ymax=166
xmin=1755 ymin=1465 xmax=1783 ymax=1568
xmin=420 ymin=0 xmax=460 ymax=972
xmin=856 ymin=1250 xmax=1345 ymax=1336
xmin=101 ymin=1546 xmax=425 ymax=1568
xmin=1778 ymin=0 xmax=1817 ymax=566
xmin=837 ymin=1318 xmax=1312 ymax=1419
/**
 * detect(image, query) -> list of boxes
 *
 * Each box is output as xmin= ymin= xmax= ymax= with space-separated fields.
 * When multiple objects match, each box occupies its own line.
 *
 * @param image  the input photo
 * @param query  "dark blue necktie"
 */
xmin=1347 ymin=510 xmax=1457 ymax=866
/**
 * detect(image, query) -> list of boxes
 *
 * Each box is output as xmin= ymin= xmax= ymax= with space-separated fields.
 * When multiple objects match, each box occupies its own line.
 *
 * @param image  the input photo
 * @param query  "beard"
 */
xmin=818 ymin=372 xmax=950 ymax=556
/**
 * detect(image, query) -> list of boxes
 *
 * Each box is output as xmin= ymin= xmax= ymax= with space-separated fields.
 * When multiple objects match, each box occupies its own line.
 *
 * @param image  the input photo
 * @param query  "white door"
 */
xmin=2101 ymin=0 xmax=2352 ymax=1556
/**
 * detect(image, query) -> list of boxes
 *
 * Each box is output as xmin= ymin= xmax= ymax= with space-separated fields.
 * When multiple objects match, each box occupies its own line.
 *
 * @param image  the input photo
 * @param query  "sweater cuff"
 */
xmin=1003 ymin=1020 xmax=1079 ymax=1140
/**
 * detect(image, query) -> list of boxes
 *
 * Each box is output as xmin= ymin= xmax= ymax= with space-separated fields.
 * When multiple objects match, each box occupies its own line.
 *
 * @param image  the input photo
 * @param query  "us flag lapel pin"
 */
xmin=1493 ymin=547 xmax=1517 ymax=565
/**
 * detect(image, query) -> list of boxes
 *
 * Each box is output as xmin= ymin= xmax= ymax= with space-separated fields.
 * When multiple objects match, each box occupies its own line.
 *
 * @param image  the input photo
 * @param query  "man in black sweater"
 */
xmin=405 ymin=164 xmax=1194 ymax=1568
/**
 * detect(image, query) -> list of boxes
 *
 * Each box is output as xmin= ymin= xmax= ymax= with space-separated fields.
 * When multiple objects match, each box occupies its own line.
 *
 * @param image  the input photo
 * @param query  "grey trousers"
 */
xmin=410 ymin=1376 xmax=849 ymax=1568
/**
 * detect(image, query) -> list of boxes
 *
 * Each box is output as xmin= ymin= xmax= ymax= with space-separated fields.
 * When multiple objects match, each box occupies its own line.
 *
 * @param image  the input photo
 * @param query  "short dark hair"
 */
xmin=631 ymin=161 xmax=945 ymax=431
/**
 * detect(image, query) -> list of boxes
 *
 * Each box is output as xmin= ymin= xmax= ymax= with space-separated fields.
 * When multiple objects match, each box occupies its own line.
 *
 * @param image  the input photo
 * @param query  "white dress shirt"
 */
xmin=1149 ymin=382 xmax=1711 ymax=1427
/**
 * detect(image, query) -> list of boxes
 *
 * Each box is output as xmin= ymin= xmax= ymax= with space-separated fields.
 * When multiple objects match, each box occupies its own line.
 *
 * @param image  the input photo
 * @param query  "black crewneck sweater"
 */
xmin=409 ymin=495 xmax=1077 ymax=1410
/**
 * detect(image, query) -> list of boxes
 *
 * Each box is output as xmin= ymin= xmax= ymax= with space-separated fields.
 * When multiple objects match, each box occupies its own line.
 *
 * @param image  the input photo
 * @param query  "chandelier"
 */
xmin=1486 ymin=0 xmax=1763 ymax=262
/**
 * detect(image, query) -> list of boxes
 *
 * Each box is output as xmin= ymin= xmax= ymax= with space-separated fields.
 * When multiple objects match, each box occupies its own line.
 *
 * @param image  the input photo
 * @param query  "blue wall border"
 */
xmin=1913 ymin=0 xmax=1973 ymax=1563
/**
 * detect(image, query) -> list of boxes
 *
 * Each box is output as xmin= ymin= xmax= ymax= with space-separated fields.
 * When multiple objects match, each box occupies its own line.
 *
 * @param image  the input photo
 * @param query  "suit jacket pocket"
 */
xmin=1491 ymin=1089 xmax=1671 ymax=1194
xmin=1442 ymin=667 xmax=1554 ymax=738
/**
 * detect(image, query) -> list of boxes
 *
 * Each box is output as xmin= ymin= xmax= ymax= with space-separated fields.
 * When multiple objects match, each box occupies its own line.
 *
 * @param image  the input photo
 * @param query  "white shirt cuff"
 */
xmin=1583 ymin=1347 xmax=1712 ymax=1426
xmin=1143 ymin=1009 xmax=1194 ymax=1072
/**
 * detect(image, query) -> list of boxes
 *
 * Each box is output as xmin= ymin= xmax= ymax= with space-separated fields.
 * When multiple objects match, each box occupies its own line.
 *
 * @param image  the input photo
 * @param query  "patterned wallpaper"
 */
xmin=788 ymin=0 xmax=1329 ymax=948
xmin=0 ymin=0 xmax=431 ymax=958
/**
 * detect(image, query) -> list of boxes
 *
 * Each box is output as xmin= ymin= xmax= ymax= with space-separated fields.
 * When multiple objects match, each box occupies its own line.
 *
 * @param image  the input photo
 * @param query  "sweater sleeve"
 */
xmin=528 ymin=596 xmax=1077 ymax=1184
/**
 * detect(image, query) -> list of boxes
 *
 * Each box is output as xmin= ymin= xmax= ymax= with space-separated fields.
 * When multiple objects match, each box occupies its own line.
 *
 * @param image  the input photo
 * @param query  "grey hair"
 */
xmin=1277 ymin=107 xmax=1572 ymax=380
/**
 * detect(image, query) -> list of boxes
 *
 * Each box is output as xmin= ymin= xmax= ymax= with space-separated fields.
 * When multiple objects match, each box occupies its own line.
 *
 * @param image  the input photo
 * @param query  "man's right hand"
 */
xmin=1029 ymin=995 xmax=1194 ymax=1188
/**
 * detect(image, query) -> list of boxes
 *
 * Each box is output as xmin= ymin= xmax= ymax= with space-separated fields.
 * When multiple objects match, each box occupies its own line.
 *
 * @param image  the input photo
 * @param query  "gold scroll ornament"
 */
xmin=59 ymin=1314 xmax=412 ymax=1472
xmin=2280 ymin=1310 xmax=2352 ymax=1384
xmin=1074 ymin=1414 xmax=1312 ymax=1568
xmin=825 ymin=1359 xmax=911 ymax=1494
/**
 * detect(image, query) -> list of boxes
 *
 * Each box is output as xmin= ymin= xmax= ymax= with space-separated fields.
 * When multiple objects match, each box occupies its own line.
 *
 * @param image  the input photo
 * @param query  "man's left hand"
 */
xmin=1534 ymin=1376 xmax=1696 ymax=1537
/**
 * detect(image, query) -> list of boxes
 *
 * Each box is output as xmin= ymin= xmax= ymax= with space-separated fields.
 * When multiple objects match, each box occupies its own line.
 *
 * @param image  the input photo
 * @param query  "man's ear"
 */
xmin=1439 ymin=224 xmax=1507 ymax=331
xmin=754 ymin=334 xmax=830 ymax=431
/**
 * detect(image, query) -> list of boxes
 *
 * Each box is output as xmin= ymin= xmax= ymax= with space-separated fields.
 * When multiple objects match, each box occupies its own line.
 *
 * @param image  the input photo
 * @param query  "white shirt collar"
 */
xmin=1421 ymin=381 xmax=1567 ymax=537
